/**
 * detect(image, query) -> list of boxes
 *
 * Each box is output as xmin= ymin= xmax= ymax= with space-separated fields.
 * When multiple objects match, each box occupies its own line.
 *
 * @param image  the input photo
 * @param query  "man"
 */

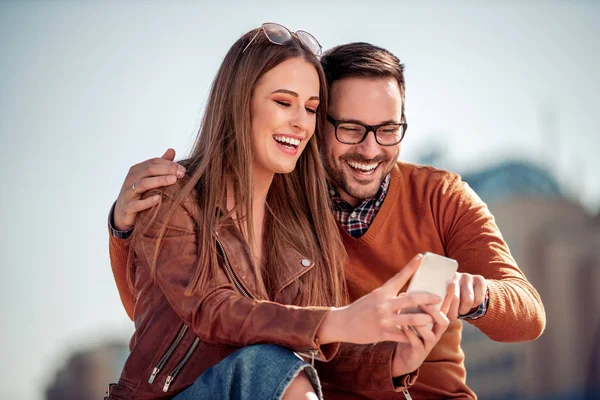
xmin=108 ymin=42 xmax=545 ymax=399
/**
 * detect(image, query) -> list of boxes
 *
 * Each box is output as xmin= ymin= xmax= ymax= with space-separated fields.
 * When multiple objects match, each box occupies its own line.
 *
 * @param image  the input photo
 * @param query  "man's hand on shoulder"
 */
xmin=113 ymin=148 xmax=185 ymax=232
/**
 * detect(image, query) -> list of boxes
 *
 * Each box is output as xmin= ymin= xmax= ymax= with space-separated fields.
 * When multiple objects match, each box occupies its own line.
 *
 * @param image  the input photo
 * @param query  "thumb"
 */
xmin=161 ymin=148 xmax=176 ymax=161
xmin=440 ymin=281 xmax=456 ymax=315
xmin=382 ymin=253 xmax=423 ymax=295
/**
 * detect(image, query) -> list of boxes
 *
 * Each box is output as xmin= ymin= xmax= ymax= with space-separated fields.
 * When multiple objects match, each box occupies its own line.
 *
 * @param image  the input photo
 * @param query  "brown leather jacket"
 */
xmin=105 ymin=181 xmax=341 ymax=399
xmin=106 ymin=180 xmax=416 ymax=399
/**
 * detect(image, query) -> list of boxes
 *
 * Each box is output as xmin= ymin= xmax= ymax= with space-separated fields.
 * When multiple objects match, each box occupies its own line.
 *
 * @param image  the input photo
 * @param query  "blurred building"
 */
xmin=456 ymin=161 xmax=600 ymax=400
xmin=45 ymin=341 xmax=128 ymax=400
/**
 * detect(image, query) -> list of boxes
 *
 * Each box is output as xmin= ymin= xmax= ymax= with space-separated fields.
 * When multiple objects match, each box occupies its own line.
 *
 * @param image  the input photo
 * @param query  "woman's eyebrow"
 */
xmin=271 ymin=89 xmax=319 ymax=101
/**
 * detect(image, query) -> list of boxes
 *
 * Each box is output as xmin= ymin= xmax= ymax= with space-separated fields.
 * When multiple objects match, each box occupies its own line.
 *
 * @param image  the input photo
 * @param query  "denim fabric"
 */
xmin=173 ymin=344 xmax=322 ymax=400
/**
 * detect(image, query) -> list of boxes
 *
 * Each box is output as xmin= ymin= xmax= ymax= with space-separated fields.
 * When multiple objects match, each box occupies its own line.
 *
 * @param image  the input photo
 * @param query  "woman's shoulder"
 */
xmin=139 ymin=175 xmax=202 ymax=231
xmin=155 ymin=175 xmax=199 ymax=202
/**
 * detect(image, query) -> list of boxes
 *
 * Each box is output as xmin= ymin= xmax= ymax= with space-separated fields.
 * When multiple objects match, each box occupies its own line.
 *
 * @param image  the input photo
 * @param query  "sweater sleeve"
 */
xmin=108 ymin=228 xmax=136 ymax=321
xmin=436 ymin=175 xmax=546 ymax=342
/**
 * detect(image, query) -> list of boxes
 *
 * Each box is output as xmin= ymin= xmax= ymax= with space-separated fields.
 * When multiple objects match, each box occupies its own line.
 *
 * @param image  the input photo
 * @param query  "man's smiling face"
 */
xmin=322 ymin=76 xmax=403 ymax=206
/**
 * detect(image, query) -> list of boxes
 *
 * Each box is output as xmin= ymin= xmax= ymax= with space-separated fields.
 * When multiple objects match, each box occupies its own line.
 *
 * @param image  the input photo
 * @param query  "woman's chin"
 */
xmin=273 ymin=163 xmax=297 ymax=175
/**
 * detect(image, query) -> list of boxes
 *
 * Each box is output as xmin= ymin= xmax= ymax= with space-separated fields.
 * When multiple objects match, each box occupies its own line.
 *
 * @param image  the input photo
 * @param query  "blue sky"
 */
xmin=1 ymin=1 xmax=598 ymax=398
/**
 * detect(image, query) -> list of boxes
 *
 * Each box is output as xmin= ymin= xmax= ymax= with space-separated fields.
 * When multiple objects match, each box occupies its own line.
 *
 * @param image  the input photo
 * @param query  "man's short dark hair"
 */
xmin=320 ymin=42 xmax=406 ymax=113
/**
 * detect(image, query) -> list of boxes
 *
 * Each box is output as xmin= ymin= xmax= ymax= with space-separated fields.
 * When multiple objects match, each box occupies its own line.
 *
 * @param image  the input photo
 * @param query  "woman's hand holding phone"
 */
xmin=391 ymin=280 xmax=455 ymax=377
xmin=317 ymin=254 xmax=444 ymax=345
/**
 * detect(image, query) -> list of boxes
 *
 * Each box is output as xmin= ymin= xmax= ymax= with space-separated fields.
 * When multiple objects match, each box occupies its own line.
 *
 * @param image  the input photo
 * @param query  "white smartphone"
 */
xmin=400 ymin=252 xmax=459 ymax=331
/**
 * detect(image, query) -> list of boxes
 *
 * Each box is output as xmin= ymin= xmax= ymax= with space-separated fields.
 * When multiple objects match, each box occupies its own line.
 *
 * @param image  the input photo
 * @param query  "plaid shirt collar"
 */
xmin=328 ymin=173 xmax=391 ymax=238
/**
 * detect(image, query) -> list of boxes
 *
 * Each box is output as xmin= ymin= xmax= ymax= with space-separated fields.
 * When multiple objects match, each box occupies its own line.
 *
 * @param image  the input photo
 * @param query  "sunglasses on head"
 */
xmin=242 ymin=22 xmax=322 ymax=57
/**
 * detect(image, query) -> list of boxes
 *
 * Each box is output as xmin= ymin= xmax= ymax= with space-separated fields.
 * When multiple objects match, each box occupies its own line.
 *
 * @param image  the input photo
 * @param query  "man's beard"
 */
xmin=322 ymin=149 xmax=395 ymax=202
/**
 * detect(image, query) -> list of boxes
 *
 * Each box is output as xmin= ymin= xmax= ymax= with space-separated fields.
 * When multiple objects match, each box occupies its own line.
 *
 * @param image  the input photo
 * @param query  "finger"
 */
xmin=382 ymin=253 xmax=423 ymax=295
xmin=472 ymin=275 xmax=487 ymax=306
xmin=389 ymin=293 xmax=441 ymax=313
xmin=422 ymin=304 xmax=450 ymax=338
xmin=390 ymin=312 xmax=433 ymax=328
xmin=389 ymin=326 xmax=410 ymax=343
xmin=458 ymin=274 xmax=475 ymax=315
xmin=447 ymin=274 xmax=461 ymax=320
xmin=125 ymin=195 xmax=161 ymax=214
xmin=404 ymin=324 xmax=425 ymax=348
xmin=432 ymin=315 xmax=450 ymax=340
xmin=131 ymin=158 xmax=185 ymax=180
xmin=134 ymin=175 xmax=178 ymax=195
xmin=413 ymin=324 xmax=435 ymax=346
xmin=161 ymin=148 xmax=176 ymax=161
xmin=120 ymin=181 xmax=141 ymax=202
xmin=440 ymin=281 xmax=455 ymax=315
xmin=123 ymin=167 xmax=183 ymax=200
xmin=146 ymin=159 xmax=185 ymax=178
xmin=447 ymin=296 xmax=460 ymax=322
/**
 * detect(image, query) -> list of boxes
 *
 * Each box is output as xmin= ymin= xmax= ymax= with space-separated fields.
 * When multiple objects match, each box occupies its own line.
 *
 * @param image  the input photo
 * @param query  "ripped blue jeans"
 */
xmin=173 ymin=344 xmax=322 ymax=400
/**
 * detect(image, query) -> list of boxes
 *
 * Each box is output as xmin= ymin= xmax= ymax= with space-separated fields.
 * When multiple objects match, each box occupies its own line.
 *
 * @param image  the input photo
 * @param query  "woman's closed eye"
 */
xmin=274 ymin=100 xmax=291 ymax=107
xmin=275 ymin=99 xmax=317 ymax=115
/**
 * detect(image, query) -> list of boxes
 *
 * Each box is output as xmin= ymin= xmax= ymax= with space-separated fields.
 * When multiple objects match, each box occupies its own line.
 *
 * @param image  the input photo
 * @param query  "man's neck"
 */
xmin=327 ymin=172 xmax=392 ymax=209
xmin=327 ymin=181 xmax=365 ymax=208
xmin=338 ymin=190 xmax=362 ymax=208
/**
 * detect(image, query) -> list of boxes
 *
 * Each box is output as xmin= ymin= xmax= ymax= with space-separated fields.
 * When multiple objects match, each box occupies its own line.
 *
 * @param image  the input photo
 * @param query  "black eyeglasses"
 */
xmin=326 ymin=114 xmax=408 ymax=146
xmin=242 ymin=22 xmax=322 ymax=57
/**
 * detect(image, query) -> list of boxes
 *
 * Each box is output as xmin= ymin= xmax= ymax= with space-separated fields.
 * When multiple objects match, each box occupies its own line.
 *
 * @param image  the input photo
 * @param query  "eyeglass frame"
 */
xmin=326 ymin=114 xmax=408 ymax=146
xmin=242 ymin=22 xmax=322 ymax=57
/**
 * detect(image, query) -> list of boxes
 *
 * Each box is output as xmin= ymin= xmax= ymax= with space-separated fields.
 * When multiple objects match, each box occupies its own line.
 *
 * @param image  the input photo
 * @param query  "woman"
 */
xmin=106 ymin=23 xmax=446 ymax=400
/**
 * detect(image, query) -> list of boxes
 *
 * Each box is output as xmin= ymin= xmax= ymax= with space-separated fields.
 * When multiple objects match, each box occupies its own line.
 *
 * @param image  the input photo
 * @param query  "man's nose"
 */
xmin=354 ymin=129 xmax=381 ymax=159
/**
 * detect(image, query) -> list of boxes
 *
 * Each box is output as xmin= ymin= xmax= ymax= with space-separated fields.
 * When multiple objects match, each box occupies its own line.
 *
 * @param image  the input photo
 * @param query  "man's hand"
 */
xmin=391 ymin=281 xmax=454 ymax=377
xmin=447 ymin=272 xmax=487 ymax=321
xmin=113 ymin=148 xmax=185 ymax=231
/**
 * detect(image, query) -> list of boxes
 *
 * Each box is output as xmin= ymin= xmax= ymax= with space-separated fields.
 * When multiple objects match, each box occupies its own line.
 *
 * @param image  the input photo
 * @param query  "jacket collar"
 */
xmin=214 ymin=221 xmax=315 ymax=301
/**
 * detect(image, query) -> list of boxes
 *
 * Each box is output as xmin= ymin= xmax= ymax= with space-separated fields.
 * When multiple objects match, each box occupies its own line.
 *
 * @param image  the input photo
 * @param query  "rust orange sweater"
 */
xmin=321 ymin=163 xmax=545 ymax=399
xmin=109 ymin=162 xmax=546 ymax=399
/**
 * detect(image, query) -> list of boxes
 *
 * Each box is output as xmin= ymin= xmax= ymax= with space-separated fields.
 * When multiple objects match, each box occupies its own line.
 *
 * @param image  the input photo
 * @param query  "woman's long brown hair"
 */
xmin=128 ymin=27 xmax=347 ymax=307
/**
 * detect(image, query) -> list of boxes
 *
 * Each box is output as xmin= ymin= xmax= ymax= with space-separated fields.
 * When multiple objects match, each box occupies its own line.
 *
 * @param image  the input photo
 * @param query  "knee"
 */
xmin=283 ymin=371 xmax=318 ymax=400
xmin=231 ymin=344 xmax=294 ymax=367
xmin=215 ymin=345 xmax=321 ymax=399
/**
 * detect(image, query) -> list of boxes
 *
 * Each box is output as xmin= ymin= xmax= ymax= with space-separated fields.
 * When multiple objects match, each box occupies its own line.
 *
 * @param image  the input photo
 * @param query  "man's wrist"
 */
xmin=108 ymin=202 xmax=133 ymax=239
xmin=459 ymin=288 xmax=490 ymax=321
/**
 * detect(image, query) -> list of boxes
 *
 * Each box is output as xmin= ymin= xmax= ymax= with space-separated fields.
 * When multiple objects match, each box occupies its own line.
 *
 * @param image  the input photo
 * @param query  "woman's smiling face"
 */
xmin=250 ymin=56 xmax=320 ymax=178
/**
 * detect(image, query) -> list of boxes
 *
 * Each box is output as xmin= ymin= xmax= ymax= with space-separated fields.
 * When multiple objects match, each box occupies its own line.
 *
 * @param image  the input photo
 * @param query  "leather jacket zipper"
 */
xmin=150 ymin=233 xmax=257 ymax=391
xmin=148 ymin=324 xmax=188 ymax=383
xmin=162 ymin=337 xmax=201 ymax=392
xmin=214 ymin=233 xmax=251 ymax=298
xmin=151 ymin=233 xmax=250 ymax=392
xmin=296 ymin=349 xmax=319 ymax=366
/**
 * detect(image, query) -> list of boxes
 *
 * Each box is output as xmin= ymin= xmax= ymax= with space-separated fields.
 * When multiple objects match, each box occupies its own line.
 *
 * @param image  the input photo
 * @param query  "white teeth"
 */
xmin=274 ymin=136 xmax=301 ymax=147
xmin=347 ymin=160 xmax=379 ymax=171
